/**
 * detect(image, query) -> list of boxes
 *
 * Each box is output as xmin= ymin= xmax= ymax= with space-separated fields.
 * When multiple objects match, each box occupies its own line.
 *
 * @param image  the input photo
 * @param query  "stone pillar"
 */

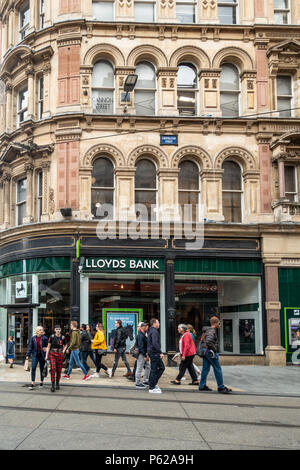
xmin=3 ymin=173 xmax=11 ymax=228
xmin=115 ymin=66 xmax=136 ymax=115
xmin=199 ymin=69 xmax=221 ymax=116
xmin=278 ymin=160 xmax=285 ymax=199
xmin=158 ymin=169 xmax=180 ymax=222
xmin=24 ymin=163 xmax=33 ymax=223
xmin=201 ymin=169 xmax=224 ymax=221
xmin=243 ymin=171 xmax=260 ymax=222
xmin=199 ymin=0 xmax=219 ymax=23
xmin=5 ymin=83 xmax=12 ymax=132
xmin=8 ymin=7 xmax=15 ymax=48
xmin=29 ymin=0 xmax=36 ymax=33
xmin=42 ymin=57 xmax=51 ymax=118
xmin=115 ymin=168 xmax=136 ymax=220
xmin=157 ymin=68 xmax=178 ymax=116
xmin=41 ymin=160 xmax=50 ymax=221
xmin=257 ymin=134 xmax=272 ymax=214
xmin=80 ymin=65 xmax=93 ymax=113
xmin=240 ymin=71 xmax=257 ymax=116
xmin=264 ymin=262 xmax=286 ymax=366
xmin=254 ymin=0 xmax=267 ymax=23
xmin=26 ymin=66 xmax=34 ymax=120
xmin=240 ymin=0 xmax=254 ymax=24
xmin=255 ymin=40 xmax=270 ymax=114
xmin=44 ymin=0 xmax=52 ymax=27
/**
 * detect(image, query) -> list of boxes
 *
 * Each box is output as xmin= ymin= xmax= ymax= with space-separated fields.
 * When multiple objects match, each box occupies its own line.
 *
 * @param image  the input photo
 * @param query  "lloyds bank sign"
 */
xmin=83 ymin=257 xmax=165 ymax=272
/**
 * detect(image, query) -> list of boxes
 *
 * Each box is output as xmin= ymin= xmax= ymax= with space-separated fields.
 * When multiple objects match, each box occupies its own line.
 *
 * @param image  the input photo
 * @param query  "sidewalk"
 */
xmin=0 ymin=363 xmax=299 ymax=395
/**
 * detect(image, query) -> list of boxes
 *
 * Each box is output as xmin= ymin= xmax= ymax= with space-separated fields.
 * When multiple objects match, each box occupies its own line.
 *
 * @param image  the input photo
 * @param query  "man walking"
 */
xmin=135 ymin=322 xmax=150 ymax=389
xmin=199 ymin=316 xmax=232 ymax=393
xmin=111 ymin=320 xmax=132 ymax=377
xmin=62 ymin=321 xmax=91 ymax=381
xmin=147 ymin=318 xmax=165 ymax=394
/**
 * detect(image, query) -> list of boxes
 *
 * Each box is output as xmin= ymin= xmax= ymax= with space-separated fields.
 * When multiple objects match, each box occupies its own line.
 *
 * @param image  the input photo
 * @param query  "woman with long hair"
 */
xmin=26 ymin=326 xmax=48 ymax=390
xmin=91 ymin=323 xmax=112 ymax=378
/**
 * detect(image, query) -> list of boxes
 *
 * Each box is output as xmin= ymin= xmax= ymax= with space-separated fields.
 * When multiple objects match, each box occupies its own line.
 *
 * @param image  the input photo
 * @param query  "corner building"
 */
xmin=0 ymin=0 xmax=300 ymax=366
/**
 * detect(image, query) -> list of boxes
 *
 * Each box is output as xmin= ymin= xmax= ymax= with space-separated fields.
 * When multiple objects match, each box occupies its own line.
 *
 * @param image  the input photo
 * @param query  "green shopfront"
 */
xmin=0 ymin=235 xmax=264 ymax=362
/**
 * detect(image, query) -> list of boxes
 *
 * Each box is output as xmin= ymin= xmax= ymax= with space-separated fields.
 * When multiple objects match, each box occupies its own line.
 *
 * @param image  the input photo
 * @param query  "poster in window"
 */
xmin=103 ymin=308 xmax=143 ymax=353
xmin=15 ymin=281 xmax=28 ymax=299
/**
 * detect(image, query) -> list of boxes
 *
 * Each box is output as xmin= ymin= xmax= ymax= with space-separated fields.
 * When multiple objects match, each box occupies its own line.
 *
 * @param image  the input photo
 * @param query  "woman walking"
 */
xmin=91 ymin=323 xmax=111 ymax=378
xmin=7 ymin=336 xmax=15 ymax=368
xmin=170 ymin=324 xmax=198 ymax=386
xmin=26 ymin=326 xmax=48 ymax=390
xmin=187 ymin=324 xmax=201 ymax=381
xmin=45 ymin=325 xmax=68 ymax=392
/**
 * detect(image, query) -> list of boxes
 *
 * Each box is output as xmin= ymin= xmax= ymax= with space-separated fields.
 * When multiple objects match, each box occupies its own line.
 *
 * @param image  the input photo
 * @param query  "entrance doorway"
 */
xmin=7 ymin=312 xmax=29 ymax=362
xmin=220 ymin=312 xmax=260 ymax=354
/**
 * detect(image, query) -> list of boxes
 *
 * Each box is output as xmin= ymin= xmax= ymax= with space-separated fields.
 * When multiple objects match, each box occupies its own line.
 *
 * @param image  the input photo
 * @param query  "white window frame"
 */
xmin=277 ymin=74 xmax=293 ymax=118
xmin=284 ymin=165 xmax=298 ymax=202
xmin=19 ymin=1 xmax=30 ymax=40
xmin=218 ymin=0 xmax=238 ymax=25
xmin=91 ymin=157 xmax=115 ymax=220
xmin=274 ymin=0 xmax=290 ymax=24
xmin=17 ymin=87 xmax=28 ymax=126
xmin=222 ymin=160 xmax=244 ymax=223
xmin=135 ymin=158 xmax=158 ymax=221
xmin=135 ymin=62 xmax=156 ymax=116
xmin=39 ymin=0 xmax=45 ymax=29
xmin=134 ymin=0 xmax=156 ymax=22
xmin=178 ymin=159 xmax=201 ymax=222
xmin=92 ymin=0 xmax=115 ymax=21
xmin=220 ymin=63 xmax=241 ymax=117
xmin=16 ymin=178 xmax=27 ymax=226
xmin=177 ymin=63 xmax=198 ymax=116
xmin=176 ymin=0 xmax=197 ymax=24
xmin=92 ymin=60 xmax=115 ymax=115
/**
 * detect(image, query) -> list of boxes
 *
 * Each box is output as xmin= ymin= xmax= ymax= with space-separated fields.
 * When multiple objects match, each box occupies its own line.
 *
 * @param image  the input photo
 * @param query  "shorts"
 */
xmin=7 ymin=354 xmax=14 ymax=360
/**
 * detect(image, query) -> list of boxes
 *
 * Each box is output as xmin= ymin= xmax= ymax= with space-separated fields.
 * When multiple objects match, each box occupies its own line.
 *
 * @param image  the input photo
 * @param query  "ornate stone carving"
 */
xmin=171 ymin=146 xmax=212 ymax=170
xmin=127 ymin=145 xmax=168 ymax=168
xmin=83 ymin=144 xmax=125 ymax=167
xmin=215 ymin=147 xmax=257 ymax=171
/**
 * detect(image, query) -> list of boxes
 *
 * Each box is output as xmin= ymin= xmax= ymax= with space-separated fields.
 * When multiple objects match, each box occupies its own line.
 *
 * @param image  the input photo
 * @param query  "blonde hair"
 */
xmin=35 ymin=326 xmax=44 ymax=335
xmin=187 ymin=324 xmax=196 ymax=336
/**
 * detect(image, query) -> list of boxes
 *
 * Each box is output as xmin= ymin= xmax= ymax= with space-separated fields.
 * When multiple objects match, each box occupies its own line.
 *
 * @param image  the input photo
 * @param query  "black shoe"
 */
xmin=188 ymin=381 xmax=200 ymax=386
xmin=218 ymin=386 xmax=232 ymax=394
xmin=51 ymin=383 xmax=55 ymax=392
xmin=56 ymin=383 xmax=60 ymax=390
xmin=199 ymin=385 xmax=212 ymax=391
xmin=170 ymin=380 xmax=181 ymax=385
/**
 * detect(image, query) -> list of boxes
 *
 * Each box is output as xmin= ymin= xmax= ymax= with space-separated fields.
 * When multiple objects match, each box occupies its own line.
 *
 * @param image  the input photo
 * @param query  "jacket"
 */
xmin=202 ymin=326 xmax=219 ymax=353
xmin=80 ymin=330 xmax=91 ymax=352
xmin=180 ymin=332 xmax=196 ymax=357
xmin=7 ymin=341 xmax=15 ymax=355
xmin=147 ymin=327 xmax=162 ymax=355
xmin=69 ymin=329 xmax=81 ymax=351
xmin=92 ymin=330 xmax=107 ymax=350
xmin=26 ymin=335 xmax=48 ymax=358
xmin=135 ymin=331 xmax=148 ymax=357
xmin=113 ymin=327 xmax=127 ymax=349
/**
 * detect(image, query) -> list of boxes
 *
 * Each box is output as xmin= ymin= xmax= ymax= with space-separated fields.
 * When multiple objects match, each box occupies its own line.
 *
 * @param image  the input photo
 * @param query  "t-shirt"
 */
xmin=48 ymin=335 xmax=67 ymax=351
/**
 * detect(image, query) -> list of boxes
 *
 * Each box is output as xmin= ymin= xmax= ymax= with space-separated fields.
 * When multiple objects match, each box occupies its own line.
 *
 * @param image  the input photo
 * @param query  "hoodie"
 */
xmin=69 ymin=329 xmax=81 ymax=351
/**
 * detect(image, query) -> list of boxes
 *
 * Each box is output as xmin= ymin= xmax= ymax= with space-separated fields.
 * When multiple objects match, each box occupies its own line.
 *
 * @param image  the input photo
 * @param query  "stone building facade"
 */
xmin=0 ymin=0 xmax=300 ymax=365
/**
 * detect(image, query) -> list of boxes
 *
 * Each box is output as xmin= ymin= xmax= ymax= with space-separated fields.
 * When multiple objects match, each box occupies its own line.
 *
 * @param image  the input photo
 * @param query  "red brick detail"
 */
xmin=59 ymin=0 xmax=81 ymax=14
xmin=57 ymin=141 xmax=79 ymax=210
xmin=58 ymin=46 xmax=80 ymax=105
xmin=259 ymin=144 xmax=272 ymax=213
xmin=256 ymin=48 xmax=269 ymax=111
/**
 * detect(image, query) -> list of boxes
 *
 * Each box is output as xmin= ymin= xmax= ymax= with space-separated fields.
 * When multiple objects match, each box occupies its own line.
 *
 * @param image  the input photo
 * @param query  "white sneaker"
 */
xmin=108 ymin=368 xmax=112 ymax=378
xmin=149 ymin=388 xmax=162 ymax=394
xmin=154 ymin=385 xmax=161 ymax=391
xmin=92 ymin=372 xmax=99 ymax=378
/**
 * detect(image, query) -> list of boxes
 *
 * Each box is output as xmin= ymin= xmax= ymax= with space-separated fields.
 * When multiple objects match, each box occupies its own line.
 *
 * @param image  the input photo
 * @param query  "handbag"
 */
xmin=42 ymin=361 xmax=48 ymax=378
xmin=24 ymin=359 xmax=30 ymax=371
xmin=131 ymin=347 xmax=139 ymax=359
xmin=97 ymin=349 xmax=107 ymax=356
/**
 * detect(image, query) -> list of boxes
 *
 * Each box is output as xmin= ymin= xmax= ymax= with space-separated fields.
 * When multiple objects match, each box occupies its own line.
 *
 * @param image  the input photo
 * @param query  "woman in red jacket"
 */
xmin=170 ymin=324 xmax=199 ymax=386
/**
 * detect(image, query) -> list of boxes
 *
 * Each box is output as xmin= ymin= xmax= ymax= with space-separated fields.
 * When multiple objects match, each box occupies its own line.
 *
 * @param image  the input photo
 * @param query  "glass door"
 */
xmin=7 ymin=312 xmax=29 ymax=362
xmin=220 ymin=312 xmax=259 ymax=354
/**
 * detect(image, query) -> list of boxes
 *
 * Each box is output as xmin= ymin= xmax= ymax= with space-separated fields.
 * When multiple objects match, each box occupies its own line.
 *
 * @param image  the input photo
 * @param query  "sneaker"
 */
xmin=83 ymin=374 xmax=91 ymax=381
xmin=218 ymin=386 xmax=232 ymax=394
xmin=39 ymin=383 xmax=44 ymax=388
xmin=108 ymin=369 xmax=112 ymax=378
xmin=91 ymin=372 xmax=99 ymax=378
xmin=170 ymin=381 xmax=181 ymax=385
xmin=149 ymin=388 xmax=162 ymax=394
xmin=62 ymin=374 xmax=70 ymax=380
xmin=154 ymin=385 xmax=161 ymax=391
xmin=28 ymin=384 xmax=35 ymax=390
xmin=199 ymin=385 xmax=212 ymax=391
xmin=136 ymin=383 xmax=146 ymax=389
xmin=143 ymin=381 xmax=149 ymax=386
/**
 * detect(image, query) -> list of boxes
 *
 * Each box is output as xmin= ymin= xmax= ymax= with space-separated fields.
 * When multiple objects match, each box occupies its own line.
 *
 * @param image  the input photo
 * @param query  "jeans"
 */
xmin=94 ymin=350 xmax=108 ymax=373
xmin=148 ymin=353 xmax=165 ymax=390
xmin=81 ymin=351 xmax=90 ymax=373
xmin=135 ymin=354 xmax=150 ymax=385
xmin=67 ymin=349 xmax=88 ymax=376
xmin=199 ymin=350 xmax=224 ymax=390
xmin=176 ymin=355 xmax=197 ymax=382
xmin=112 ymin=347 xmax=131 ymax=374
xmin=31 ymin=353 xmax=45 ymax=383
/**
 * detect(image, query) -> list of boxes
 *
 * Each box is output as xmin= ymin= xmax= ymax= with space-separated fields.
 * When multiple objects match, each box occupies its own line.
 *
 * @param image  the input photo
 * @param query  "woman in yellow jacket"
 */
xmin=91 ymin=323 xmax=112 ymax=378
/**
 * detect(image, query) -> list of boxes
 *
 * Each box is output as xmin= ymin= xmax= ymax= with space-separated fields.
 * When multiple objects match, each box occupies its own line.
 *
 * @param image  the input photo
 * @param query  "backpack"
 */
xmin=196 ymin=331 xmax=208 ymax=358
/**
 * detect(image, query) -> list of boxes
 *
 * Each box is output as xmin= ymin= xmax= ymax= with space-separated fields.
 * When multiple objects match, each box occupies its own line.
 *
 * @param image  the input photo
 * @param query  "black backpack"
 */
xmin=196 ymin=331 xmax=208 ymax=357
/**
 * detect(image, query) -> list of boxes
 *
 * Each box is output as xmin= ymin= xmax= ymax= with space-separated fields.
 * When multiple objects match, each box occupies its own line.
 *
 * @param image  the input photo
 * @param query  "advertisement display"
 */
xmin=103 ymin=308 xmax=143 ymax=352
xmin=284 ymin=307 xmax=300 ymax=355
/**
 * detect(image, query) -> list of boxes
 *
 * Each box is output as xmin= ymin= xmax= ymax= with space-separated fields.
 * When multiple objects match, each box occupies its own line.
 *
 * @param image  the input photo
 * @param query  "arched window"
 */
xmin=135 ymin=62 xmax=156 ymax=116
xmin=179 ymin=160 xmax=200 ymax=221
xmin=222 ymin=160 xmax=242 ymax=222
xmin=220 ymin=64 xmax=240 ymax=117
xmin=91 ymin=157 xmax=114 ymax=218
xmin=92 ymin=61 xmax=114 ymax=115
xmin=177 ymin=63 xmax=197 ymax=116
xmin=135 ymin=159 xmax=157 ymax=220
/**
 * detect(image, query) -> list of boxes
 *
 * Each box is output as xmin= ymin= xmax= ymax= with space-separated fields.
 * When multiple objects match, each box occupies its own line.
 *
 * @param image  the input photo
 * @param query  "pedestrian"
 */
xmin=7 ymin=336 xmax=15 ymax=368
xmin=26 ymin=326 xmax=48 ymax=390
xmin=86 ymin=324 xmax=97 ymax=369
xmin=62 ymin=321 xmax=91 ymax=381
xmin=128 ymin=322 xmax=143 ymax=382
xmin=170 ymin=324 xmax=199 ymax=386
xmin=147 ymin=318 xmax=165 ymax=394
xmin=45 ymin=325 xmax=68 ymax=392
xmin=135 ymin=322 xmax=150 ymax=389
xmin=80 ymin=324 xmax=92 ymax=374
xmin=198 ymin=316 xmax=232 ymax=393
xmin=91 ymin=323 xmax=112 ymax=378
xmin=186 ymin=324 xmax=201 ymax=380
xmin=111 ymin=320 xmax=132 ymax=378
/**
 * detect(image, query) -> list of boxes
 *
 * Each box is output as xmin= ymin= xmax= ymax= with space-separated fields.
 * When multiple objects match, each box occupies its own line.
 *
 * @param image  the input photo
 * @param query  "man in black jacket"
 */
xmin=111 ymin=320 xmax=132 ymax=377
xmin=199 ymin=316 xmax=232 ymax=394
xmin=135 ymin=322 xmax=150 ymax=389
xmin=147 ymin=318 xmax=165 ymax=394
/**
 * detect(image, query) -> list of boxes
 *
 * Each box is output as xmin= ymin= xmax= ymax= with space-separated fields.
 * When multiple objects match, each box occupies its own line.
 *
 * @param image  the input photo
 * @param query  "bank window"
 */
xmin=92 ymin=0 xmax=115 ymax=20
xmin=135 ymin=0 xmax=155 ymax=22
xmin=37 ymin=171 xmax=43 ymax=222
xmin=19 ymin=1 xmax=30 ymax=40
xmin=39 ymin=0 xmax=45 ymax=28
xmin=220 ymin=64 xmax=240 ymax=117
xmin=38 ymin=77 xmax=44 ymax=119
xmin=176 ymin=0 xmax=196 ymax=23
xmin=92 ymin=61 xmax=114 ymax=115
xmin=135 ymin=159 xmax=157 ymax=220
xmin=135 ymin=62 xmax=156 ymax=116
xmin=274 ymin=0 xmax=290 ymax=24
xmin=179 ymin=160 xmax=200 ymax=221
xmin=17 ymin=87 xmax=28 ymax=125
xmin=285 ymin=165 xmax=298 ymax=202
xmin=218 ymin=0 xmax=238 ymax=24
xmin=222 ymin=160 xmax=242 ymax=223
xmin=16 ymin=178 xmax=27 ymax=226
xmin=91 ymin=157 xmax=114 ymax=218
xmin=277 ymin=75 xmax=292 ymax=117
xmin=177 ymin=63 xmax=197 ymax=116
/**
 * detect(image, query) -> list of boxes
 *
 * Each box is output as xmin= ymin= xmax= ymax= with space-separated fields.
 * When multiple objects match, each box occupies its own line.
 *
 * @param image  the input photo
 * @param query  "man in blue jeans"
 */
xmin=199 ymin=316 xmax=232 ymax=394
xmin=147 ymin=318 xmax=165 ymax=394
xmin=62 ymin=321 xmax=91 ymax=381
